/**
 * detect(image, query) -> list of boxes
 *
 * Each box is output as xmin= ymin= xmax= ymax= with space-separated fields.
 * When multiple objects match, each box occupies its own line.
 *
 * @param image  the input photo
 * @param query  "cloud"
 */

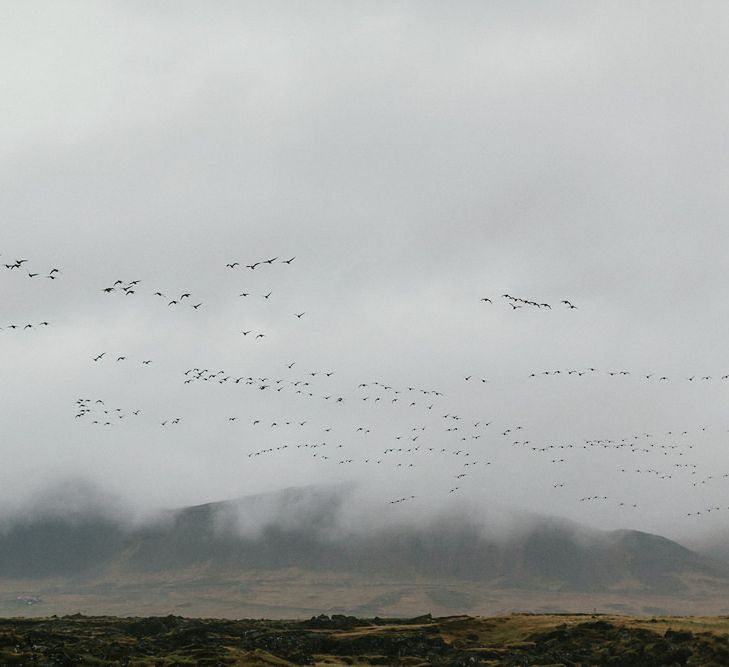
xmin=1 ymin=2 xmax=729 ymax=544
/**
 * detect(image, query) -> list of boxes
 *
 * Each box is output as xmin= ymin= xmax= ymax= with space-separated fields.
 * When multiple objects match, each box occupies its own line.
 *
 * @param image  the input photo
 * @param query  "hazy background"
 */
xmin=2 ymin=1 xmax=729 ymax=543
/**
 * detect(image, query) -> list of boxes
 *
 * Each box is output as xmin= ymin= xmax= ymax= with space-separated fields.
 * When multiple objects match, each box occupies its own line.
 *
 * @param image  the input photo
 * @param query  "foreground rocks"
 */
xmin=0 ymin=612 xmax=729 ymax=665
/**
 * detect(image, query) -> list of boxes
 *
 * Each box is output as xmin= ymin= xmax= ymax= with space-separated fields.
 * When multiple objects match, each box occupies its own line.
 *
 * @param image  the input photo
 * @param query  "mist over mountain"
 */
xmin=1 ymin=484 xmax=727 ymax=617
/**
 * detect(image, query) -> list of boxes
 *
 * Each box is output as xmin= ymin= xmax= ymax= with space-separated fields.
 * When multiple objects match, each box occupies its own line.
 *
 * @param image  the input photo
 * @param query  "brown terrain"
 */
xmin=2 ymin=612 xmax=729 ymax=665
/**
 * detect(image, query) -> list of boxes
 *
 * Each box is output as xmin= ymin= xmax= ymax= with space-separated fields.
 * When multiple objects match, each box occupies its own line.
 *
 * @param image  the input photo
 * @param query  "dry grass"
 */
xmin=4 ymin=568 xmax=729 ymax=619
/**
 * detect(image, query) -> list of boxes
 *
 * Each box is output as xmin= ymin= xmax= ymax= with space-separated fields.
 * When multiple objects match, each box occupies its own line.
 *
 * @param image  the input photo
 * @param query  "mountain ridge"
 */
xmin=0 ymin=486 xmax=725 ymax=590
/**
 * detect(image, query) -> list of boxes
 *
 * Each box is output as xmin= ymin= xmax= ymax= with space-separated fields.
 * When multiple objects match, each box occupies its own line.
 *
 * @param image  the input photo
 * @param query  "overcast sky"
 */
xmin=3 ymin=1 xmax=729 ymax=542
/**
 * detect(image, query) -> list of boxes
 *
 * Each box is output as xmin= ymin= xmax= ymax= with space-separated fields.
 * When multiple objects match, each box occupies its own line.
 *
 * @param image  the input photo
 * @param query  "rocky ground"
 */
xmin=1 ymin=612 xmax=729 ymax=665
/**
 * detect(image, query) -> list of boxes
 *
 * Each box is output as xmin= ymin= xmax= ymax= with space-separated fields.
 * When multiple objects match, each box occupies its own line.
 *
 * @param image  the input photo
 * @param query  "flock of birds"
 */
xmin=101 ymin=279 xmax=204 ymax=310
xmin=94 ymin=257 xmax=303 ymax=330
xmin=525 ymin=368 xmax=729 ymax=382
xmin=1 ymin=321 xmax=50 ymax=331
xmin=1 ymin=256 xmax=59 ymax=331
xmin=480 ymin=294 xmax=578 ymax=310
xmin=3 ymin=257 xmax=60 ymax=279
xmin=4 ymin=249 xmax=729 ymax=521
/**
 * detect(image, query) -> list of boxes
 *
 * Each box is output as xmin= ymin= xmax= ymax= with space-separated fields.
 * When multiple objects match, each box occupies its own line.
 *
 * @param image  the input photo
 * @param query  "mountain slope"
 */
xmin=0 ymin=486 xmax=725 ymax=598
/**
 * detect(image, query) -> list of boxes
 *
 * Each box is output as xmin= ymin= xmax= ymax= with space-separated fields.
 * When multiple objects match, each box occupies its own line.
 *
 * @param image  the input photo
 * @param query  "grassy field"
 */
xmin=1 ymin=612 xmax=729 ymax=665
xmin=3 ymin=567 xmax=729 ymax=620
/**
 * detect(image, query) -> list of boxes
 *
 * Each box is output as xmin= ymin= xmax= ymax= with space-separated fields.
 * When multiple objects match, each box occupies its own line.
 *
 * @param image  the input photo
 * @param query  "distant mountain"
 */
xmin=1 ymin=485 xmax=725 ymax=599
xmin=692 ymin=536 xmax=729 ymax=565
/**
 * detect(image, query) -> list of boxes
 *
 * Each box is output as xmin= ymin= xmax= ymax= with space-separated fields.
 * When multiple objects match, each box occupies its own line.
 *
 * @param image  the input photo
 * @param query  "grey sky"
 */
xmin=2 ymin=2 xmax=729 ymax=542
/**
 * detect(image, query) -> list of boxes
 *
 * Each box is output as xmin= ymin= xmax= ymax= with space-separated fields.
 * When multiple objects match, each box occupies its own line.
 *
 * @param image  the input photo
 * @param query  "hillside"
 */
xmin=1 ymin=486 xmax=728 ymax=617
